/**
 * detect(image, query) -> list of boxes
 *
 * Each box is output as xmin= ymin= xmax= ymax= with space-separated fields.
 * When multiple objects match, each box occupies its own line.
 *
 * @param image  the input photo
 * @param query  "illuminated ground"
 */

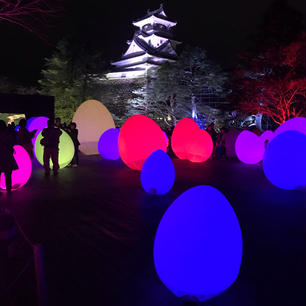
xmin=4 ymin=154 xmax=306 ymax=306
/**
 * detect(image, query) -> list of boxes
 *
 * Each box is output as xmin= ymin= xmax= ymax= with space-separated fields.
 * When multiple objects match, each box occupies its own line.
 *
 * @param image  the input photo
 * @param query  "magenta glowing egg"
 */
xmin=235 ymin=130 xmax=265 ymax=164
xmin=0 ymin=145 xmax=32 ymax=190
xmin=118 ymin=115 xmax=167 ymax=170
xmin=274 ymin=117 xmax=306 ymax=137
xmin=27 ymin=116 xmax=49 ymax=146
xmin=98 ymin=128 xmax=120 ymax=160
xmin=171 ymin=118 xmax=199 ymax=160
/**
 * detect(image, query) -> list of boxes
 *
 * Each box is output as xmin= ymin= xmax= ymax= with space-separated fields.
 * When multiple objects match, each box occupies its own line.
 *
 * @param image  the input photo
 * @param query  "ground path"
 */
xmin=3 ymin=155 xmax=306 ymax=306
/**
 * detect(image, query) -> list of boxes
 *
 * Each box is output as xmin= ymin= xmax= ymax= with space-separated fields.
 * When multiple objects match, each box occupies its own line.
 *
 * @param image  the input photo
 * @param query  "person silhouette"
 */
xmin=67 ymin=122 xmax=80 ymax=167
xmin=41 ymin=119 xmax=62 ymax=176
xmin=0 ymin=120 xmax=18 ymax=193
xmin=17 ymin=118 xmax=37 ymax=158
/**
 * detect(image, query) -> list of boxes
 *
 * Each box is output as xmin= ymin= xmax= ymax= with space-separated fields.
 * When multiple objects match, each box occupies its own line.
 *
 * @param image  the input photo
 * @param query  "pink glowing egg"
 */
xmin=187 ymin=129 xmax=213 ymax=163
xmin=274 ymin=117 xmax=306 ymax=137
xmin=171 ymin=118 xmax=199 ymax=160
xmin=27 ymin=116 xmax=49 ymax=146
xmin=235 ymin=130 xmax=265 ymax=164
xmin=0 ymin=145 xmax=32 ymax=190
xmin=118 ymin=115 xmax=167 ymax=170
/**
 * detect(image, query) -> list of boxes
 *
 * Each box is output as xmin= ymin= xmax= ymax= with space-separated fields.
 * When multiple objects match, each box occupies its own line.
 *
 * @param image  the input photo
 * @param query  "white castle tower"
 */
xmin=106 ymin=4 xmax=180 ymax=80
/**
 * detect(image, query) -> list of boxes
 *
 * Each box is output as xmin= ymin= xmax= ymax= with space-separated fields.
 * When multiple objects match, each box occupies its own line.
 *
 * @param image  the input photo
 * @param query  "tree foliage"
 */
xmin=145 ymin=46 xmax=229 ymax=127
xmin=231 ymin=0 xmax=306 ymax=126
xmin=0 ymin=0 xmax=63 ymax=41
xmin=39 ymin=38 xmax=106 ymax=123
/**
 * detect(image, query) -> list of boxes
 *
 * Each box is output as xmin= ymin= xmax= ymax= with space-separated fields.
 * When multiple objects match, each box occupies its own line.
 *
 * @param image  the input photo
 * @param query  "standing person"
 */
xmin=215 ymin=128 xmax=226 ymax=159
xmin=55 ymin=117 xmax=63 ymax=129
xmin=0 ymin=120 xmax=18 ymax=193
xmin=41 ymin=119 xmax=62 ymax=176
xmin=17 ymin=118 xmax=37 ymax=158
xmin=206 ymin=123 xmax=217 ymax=159
xmin=67 ymin=122 xmax=80 ymax=167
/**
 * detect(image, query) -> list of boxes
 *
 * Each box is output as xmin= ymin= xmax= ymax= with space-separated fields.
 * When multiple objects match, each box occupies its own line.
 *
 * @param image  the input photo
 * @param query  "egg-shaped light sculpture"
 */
xmin=98 ymin=128 xmax=120 ymax=160
xmin=235 ymin=130 xmax=265 ymax=164
xmin=27 ymin=116 xmax=49 ymax=146
xmin=141 ymin=150 xmax=175 ymax=195
xmin=187 ymin=129 xmax=213 ymax=163
xmin=263 ymin=131 xmax=306 ymax=190
xmin=171 ymin=118 xmax=199 ymax=160
xmin=154 ymin=185 xmax=243 ymax=302
xmin=35 ymin=129 xmax=74 ymax=169
xmin=72 ymin=100 xmax=115 ymax=155
xmin=0 ymin=145 xmax=32 ymax=190
xmin=118 ymin=115 xmax=167 ymax=170
xmin=274 ymin=117 xmax=306 ymax=137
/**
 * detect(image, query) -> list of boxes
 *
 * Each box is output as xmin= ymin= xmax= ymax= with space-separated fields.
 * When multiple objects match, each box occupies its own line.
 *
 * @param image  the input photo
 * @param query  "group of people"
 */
xmin=206 ymin=123 xmax=227 ymax=160
xmin=0 ymin=117 xmax=80 ymax=192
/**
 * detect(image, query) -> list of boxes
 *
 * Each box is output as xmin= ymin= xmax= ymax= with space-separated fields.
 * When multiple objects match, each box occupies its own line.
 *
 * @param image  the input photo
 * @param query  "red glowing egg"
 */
xmin=171 ymin=118 xmax=199 ymax=160
xmin=118 ymin=115 xmax=167 ymax=170
xmin=187 ymin=129 xmax=213 ymax=163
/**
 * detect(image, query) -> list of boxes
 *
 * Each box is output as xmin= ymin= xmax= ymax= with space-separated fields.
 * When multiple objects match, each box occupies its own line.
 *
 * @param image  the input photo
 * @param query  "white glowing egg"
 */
xmin=72 ymin=100 xmax=115 ymax=155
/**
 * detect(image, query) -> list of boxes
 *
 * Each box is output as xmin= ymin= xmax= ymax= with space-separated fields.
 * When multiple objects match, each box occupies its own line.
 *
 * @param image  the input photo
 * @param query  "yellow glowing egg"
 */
xmin=35 ymin=129 xmax=74 ymax=169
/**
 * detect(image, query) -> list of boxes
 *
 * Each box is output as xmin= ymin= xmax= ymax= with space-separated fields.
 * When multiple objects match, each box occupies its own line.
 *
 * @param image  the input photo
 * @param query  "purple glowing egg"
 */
xmin=274 ymin=117 xmax=306 ymax=137
xmin=235 ymin=130 xmax=265 ymax=164
xmin=98 ymin=128 xmax=120 ymax=160
xmin=27 ymin=116 xmax=49 ymax=146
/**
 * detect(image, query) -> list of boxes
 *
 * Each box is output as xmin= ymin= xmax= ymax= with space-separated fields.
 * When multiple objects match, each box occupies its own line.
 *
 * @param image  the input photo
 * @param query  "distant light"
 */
xmin=141 ymin=150 xmax=175 ymax=195
xmin=235 ymin=130 xmax=265 ymax=164
xmin=118 ymin=115 xmax=167 ymax=170
xmin=263 ymin=131 xmax=306 ymax=190
xmin=0 ymin=145 xmax=32 ymax=190
xmin=154 ymin=185 xmax=243 ymax=301
xmin=98 ymin=128 xmax=120 ymax=160
xmin=35 ymin=129 xmax=74 ymax=169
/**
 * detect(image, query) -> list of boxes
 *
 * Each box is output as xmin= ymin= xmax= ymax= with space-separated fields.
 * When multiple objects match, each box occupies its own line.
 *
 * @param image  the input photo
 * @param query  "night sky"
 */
xmin=0 ymin=0 xmax=305 ymax=85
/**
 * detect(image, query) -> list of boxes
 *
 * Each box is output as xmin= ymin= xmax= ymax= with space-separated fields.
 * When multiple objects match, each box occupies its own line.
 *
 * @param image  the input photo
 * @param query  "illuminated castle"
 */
xmin=106 ymin=4 xmax=180 ymax=80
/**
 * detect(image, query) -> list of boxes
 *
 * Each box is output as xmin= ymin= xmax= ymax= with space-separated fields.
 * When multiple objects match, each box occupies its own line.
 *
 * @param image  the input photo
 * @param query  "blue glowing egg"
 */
xmin=141 ymin=150 xmax=175 ymax=195
xmin=154 ymin=185 xmax=243 ymax=301
xmin=263 ymin=131 xmax=306 ymax=190
xmin=98 ymin=128 xmax=120 ymax=160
